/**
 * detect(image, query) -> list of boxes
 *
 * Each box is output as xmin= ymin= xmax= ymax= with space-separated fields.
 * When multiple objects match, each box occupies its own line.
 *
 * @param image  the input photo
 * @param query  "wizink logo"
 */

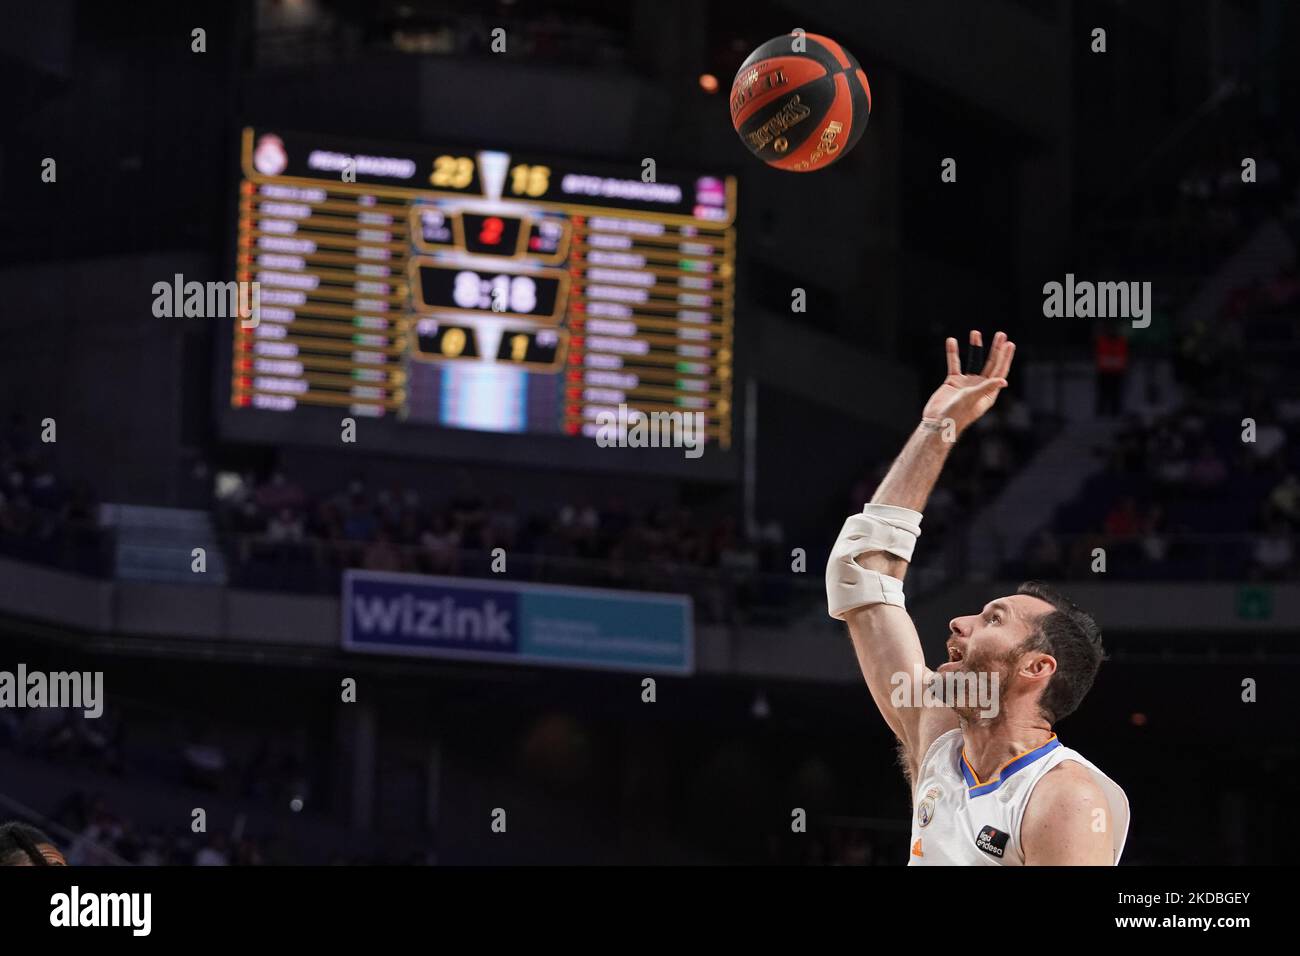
xmin=352 ymin=593 xmax=514 ymax=644
xmin=1042 ymin=274 xmax=1151 ymax=328
xmin=889 ymin=667 xmax=1000 ymax=719
xmin=152 ymin=274 xmax=260 ymax=328
xmin=593 ymin=404 xmax=705 ymax=459
xmin=0 ymin=664 xmax=103 ymax=719
xmin=50 ymin=887 xmax=151 ymax=936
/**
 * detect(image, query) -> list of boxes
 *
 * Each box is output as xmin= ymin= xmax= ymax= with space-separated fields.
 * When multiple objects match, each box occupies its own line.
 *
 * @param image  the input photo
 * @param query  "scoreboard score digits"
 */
xmin=230 ymin=128 xmax=737 ymax=450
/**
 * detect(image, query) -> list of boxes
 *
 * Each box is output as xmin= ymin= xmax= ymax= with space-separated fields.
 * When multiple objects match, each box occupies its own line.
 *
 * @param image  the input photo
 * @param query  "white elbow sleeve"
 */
xmin=825 ymin=504 xmax=923 ymax=620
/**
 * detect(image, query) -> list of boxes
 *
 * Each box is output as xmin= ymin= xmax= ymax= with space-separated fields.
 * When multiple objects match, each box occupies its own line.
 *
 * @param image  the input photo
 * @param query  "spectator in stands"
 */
xmin=1175 ymin=317 xmax=1216 ymax=391
xmin=255 ymin=471 xmax=304 ymax=514
xmin=194 ymin=833 xmax=231 ymax=866
xmin=1267 ymin=472 xmax=1300 ymax=528
xmin=1189 ymin=441 xmax=1228 ymax=492
xmin=267 ymin=507 xmax=304 ymax=543
xmin=674 ymin=508 xmax=709 ymax=568
xmin=342 ymin=490 xmax=378 ymax=542
xmin=1150 ymin=421 xmax=1190 ymax=489
xmin=376 ymin=485 xmax=405 ymax=527
xmin=1 ymin=487 xmax=33 ymax=536
xmin=63 ymin=480 xmax=97 ymax=529
xmin=234 ymin=837 xmax=264 ymax=866
xmin=1247 ymin=415 xmax=1287 ymax=467
xmin=28 ymin=454 xmax=62 ymax=510
xmin=1000 ymin=394 xmax=1035 ymax=457
xmin=449 ymin=470 xmax=486 ymax=547
xmin=65 ymin=795 xmax=126 ymax=865
xmin=755 ymin=518 xmax=786 ymax=573
xmin=421 ymin=513 xmax=461 ymax=574
xmin=1140 ymin=504 xmax=1170 ymax=568
xmin=1251 ymin=518 xmax=1295 ymax=580
xmin=558 ymin=501 xmax=600 ymax=558
xmin=362 ymin=529 xmax=403 ymax=571
xmin=1094 ymin=322 xmax=1130 ymax=417
xmin=183 ymin=732 xmax=227 ymax=791
xmin=310 ymin=498 xmax=344 ymax=542
xmin=485 ymin=495 xmax=518 ymax=550
xmin=1104 ymin=495 xmax=1142 ymax=540
xmin=1025 ymin=529 xmax=1065 ymax=579
xmin=136 ymin=833 xmax=168 ymax=866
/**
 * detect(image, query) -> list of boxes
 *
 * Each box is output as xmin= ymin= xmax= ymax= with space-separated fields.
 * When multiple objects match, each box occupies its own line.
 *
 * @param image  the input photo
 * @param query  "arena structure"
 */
xmin=0 ymin=0 xmax=1296 ymax=879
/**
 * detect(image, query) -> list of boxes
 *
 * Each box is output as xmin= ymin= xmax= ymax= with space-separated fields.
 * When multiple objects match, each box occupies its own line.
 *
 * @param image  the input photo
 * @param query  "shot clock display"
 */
xmin=225 ymin=127 xmax=737 ymax=460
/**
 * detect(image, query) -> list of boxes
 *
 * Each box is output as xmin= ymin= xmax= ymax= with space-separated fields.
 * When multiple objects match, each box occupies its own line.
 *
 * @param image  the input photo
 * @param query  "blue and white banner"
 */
xmin=342 ymin=570 xmax=693 ymax=674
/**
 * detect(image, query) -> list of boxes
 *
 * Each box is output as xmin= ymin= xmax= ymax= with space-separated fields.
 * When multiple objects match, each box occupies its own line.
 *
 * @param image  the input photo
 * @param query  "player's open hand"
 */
xmin=920 ymin=330 xmax=1016 ymax=436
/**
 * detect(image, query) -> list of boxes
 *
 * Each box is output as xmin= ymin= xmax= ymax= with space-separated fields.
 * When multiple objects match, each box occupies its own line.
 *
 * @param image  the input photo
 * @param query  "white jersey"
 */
xmin=907 ymin=729 xmax=1129 ymax=865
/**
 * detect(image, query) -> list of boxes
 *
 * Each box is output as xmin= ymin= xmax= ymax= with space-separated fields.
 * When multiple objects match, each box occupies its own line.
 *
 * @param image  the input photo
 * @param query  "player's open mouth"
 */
xmin=937 ymin=645 xmax=965 ymax=673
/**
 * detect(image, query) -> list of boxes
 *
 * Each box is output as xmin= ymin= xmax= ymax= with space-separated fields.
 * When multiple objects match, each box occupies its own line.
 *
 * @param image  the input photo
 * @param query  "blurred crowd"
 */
xmin=1019 ymin=403 xmax=1297 ymax=581
xmin=1012 ymin=212 xmax=1300 ymax=580
xmin=38 ymin=788 xmax=434 ymax=866
xmin=1 ymin=702 xmax=433 ymax=865
xmin=0 ymin=412 xmax=104 ymax=575
xmin=48 ymin=791 xmax=271 ymax=866
xmin=1096 ymin=134 xmax=1298 ymax=276
xmin=215 ymin=469 xmax=798 ymax=621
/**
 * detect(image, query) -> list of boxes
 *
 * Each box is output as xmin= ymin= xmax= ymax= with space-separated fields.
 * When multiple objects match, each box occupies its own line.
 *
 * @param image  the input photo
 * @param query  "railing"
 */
xmin=6 ymin=520 xmax=1284 ymax=606
xmin=220 ymin=532 xmax=823 ymax=622
xmin=992 ymin=532 xmax=1296 ymax=583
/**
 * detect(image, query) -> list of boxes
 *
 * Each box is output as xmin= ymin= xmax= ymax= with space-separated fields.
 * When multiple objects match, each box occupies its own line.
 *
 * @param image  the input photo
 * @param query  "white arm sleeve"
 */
xmin=825 ymin=504 xmax=923 ymax=619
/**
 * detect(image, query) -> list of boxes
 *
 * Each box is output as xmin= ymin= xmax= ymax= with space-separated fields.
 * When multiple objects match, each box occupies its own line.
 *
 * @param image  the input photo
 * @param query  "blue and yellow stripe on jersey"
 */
xmin=961 ymin=735 xmax=1061 ymax=797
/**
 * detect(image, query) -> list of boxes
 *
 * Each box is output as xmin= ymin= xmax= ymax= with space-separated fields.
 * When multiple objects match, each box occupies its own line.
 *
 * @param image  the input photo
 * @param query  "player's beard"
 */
xmin=932 ymin=644 xmax=1015 ymax=720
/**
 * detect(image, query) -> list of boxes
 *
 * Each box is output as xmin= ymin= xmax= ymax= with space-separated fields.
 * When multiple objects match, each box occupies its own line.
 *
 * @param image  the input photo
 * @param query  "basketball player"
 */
xmin=0 ymin=821 xmax=68 ymax=865
xmin=826 ymin=330 xmax=1129 ymax=865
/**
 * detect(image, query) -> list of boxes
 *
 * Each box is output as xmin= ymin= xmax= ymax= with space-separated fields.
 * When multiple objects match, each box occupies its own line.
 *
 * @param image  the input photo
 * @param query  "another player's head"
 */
xmin=0 ymin=822 xmax=68 ymax=866
xmin=939 ymin=581 xmax=1103 ymax=726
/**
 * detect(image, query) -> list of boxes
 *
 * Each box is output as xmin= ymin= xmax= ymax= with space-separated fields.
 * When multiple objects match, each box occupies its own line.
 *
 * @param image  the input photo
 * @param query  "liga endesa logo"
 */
xmin=975 ymin=825 xmax=1009 ymax=858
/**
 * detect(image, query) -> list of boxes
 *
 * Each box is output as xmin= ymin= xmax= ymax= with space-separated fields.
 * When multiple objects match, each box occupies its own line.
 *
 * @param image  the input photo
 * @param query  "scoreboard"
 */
xmin=227 ymin=127 xmax=737 ymax=458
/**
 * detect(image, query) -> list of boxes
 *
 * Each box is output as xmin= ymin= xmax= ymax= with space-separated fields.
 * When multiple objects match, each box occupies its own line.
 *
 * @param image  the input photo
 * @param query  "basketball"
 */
xmin=730 ymin=32 xmax=871 ymax=172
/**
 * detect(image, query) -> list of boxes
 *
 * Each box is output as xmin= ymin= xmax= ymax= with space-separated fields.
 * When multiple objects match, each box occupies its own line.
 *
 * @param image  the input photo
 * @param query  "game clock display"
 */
xmin=228 ymin=127 xmax=737 ymax=449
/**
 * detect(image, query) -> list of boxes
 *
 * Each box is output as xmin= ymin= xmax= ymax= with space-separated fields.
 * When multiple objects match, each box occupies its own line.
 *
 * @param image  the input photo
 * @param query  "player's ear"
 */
xmin=1021 ymin=652 xmax=1056 ymax=680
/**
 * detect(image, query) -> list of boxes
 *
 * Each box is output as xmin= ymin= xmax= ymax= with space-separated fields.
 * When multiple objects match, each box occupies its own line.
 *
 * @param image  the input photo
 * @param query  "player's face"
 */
xmin=937 ymin=594 xmax=1056 ymax=704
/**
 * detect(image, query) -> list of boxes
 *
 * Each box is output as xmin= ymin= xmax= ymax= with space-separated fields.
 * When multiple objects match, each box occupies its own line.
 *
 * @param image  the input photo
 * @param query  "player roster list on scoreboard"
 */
xmin=232 ymin=128 xmax=737 ymax=449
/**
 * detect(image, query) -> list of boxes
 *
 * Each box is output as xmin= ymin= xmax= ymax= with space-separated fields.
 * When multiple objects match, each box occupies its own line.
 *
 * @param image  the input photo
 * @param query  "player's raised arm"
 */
xmin=826 ymin=330 xmax=1015 ymax=782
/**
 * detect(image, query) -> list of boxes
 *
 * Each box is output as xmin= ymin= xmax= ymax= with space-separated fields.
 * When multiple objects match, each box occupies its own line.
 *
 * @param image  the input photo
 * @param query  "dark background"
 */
xmin=0 ymin=0 xmax=1297 ymax=865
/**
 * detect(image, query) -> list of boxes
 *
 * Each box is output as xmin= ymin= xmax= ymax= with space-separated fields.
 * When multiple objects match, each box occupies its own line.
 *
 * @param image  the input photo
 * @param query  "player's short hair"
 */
xmin=1015 ymin=581 xmax=1104 ymax=724
xmin=0 ymin=821 xmax=63 ymax=866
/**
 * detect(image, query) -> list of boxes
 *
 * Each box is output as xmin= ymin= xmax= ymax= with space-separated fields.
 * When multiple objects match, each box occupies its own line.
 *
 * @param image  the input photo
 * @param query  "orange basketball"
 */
xmin=730 ymin=32 xmax=872 ymax=172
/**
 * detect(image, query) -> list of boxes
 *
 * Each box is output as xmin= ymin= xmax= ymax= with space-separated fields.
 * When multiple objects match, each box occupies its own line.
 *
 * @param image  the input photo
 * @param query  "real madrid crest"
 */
xmin=917 ymin=786 xmax=941 ymax=828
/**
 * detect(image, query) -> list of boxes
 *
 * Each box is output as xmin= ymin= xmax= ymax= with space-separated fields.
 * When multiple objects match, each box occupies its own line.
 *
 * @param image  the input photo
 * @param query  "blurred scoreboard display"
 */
xmin=222 ymin=127 xmax=738 ymax=473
